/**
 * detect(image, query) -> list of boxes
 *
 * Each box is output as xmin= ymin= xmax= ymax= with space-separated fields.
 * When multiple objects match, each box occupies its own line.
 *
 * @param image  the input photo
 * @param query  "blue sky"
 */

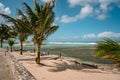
xmin=0 ymin=0 xmax=120 ymax=42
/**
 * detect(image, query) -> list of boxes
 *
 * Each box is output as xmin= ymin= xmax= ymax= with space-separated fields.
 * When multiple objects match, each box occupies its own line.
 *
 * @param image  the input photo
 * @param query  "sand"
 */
xmin=11 ymin=51 xmax=120 ymax=80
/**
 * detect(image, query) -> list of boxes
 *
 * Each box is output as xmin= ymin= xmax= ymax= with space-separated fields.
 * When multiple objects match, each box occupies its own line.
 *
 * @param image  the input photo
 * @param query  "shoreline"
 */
xmin=4 ymin=46 xmax=114 ymax=65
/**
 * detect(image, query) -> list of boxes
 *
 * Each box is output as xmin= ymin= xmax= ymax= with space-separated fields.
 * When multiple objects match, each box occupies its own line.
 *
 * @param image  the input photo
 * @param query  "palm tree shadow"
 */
xmin=18 ymin=58 xmax=35 ymax=61
xmin=47 ymin=60 xmax=98 ymax=72
xmin=37 ymin=63 xmax=54 ymax=67
xmin=17 ymin=56 xmax=53 ymax=62
xmin=48 ymin=62 xmax=68 ymax=72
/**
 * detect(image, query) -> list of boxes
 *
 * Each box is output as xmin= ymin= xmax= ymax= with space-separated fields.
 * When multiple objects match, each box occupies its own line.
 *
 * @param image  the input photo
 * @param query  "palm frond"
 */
xmin=34 ymin=0 xmax=41 ymax=15
xmin=23 ymin=2 xmax=38 ymax=26
xmin=0 ymin=13 xmax=17 ymax=23
xmin=16 ymin=19 xmax=33 ymax=34
xmin=44 ymin=25 xmax=58 ymax=39
xmin=16 ymin=9 xmax=29 ymax=23
xmin=42 ymin=12 xmax=55 ymax=32
xmin=95 ymin=38 xmax=120 ymax=65
xmin=8 ymin=39 xmax=15 ymax=47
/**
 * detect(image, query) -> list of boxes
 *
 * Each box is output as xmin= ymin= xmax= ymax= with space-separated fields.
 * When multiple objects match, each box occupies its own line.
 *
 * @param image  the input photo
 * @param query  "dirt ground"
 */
xmin=0 ymin=48 xmax=13 ymax=80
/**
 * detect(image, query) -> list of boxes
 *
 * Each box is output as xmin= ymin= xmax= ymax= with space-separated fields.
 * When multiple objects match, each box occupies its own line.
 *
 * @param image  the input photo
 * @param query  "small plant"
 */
xmin=8 ymin=39 xmax=15 ymax=52
xmin=95 ymin=38 xmax=120 ymax=67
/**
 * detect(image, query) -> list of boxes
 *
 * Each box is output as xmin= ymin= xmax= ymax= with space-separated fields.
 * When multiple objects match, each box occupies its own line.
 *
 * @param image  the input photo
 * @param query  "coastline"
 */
xmin=3 ymin=42 xmax=114 ymax=65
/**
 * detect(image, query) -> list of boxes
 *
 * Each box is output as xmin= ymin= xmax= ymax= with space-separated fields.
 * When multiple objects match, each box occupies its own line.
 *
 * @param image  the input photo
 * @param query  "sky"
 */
xmin=0 ymin=0 xmax=120 ymax=42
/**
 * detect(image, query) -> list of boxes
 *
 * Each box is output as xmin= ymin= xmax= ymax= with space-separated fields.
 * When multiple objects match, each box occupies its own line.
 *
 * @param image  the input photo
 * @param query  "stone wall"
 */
xmin=6 ymin=51 xmax=36 ymax=80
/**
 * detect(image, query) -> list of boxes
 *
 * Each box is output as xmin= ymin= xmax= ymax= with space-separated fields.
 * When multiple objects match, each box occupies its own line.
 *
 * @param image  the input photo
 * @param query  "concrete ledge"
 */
xmin=6 ymin=51 xmax=36 ymax=80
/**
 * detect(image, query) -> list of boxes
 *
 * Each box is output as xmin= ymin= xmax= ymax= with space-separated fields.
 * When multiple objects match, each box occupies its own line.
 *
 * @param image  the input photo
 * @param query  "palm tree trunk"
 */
xmin=10 ymin=46 xmax=12 ymax=52
xmin=20 ymin=40 xmax=23 ymax=55
xmin=0 ymin=38 xmax=3 ymax=48
xmin=35 ymin=42 xmax=42 ymax=64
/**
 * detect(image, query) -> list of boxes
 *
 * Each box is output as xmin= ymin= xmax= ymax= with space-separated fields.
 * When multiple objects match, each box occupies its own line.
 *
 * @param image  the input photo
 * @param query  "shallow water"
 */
xmin=3 ymin=42 xmax=96 ymax=51
xmin=3 ymin=42 xmax=114 ymax=64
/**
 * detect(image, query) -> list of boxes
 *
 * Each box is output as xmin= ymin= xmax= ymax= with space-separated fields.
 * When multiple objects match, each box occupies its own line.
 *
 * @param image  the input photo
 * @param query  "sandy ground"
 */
xmin=0 ymin=48 xmax=13 ymax=80
xmin=12 ymin=51 xmax=120 ymax=80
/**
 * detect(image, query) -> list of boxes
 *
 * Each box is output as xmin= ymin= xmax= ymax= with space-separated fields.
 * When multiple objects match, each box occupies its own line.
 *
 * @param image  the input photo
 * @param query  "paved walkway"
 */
xmin=0 ymin=48 xmax=13 ymax=80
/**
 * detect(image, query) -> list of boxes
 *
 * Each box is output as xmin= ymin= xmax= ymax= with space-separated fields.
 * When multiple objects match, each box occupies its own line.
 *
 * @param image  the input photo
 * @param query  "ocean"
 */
xmin=3 ymin=41 xmax=96 ymax=50
xmin=2 ymin=42 xmax=114 ymax=64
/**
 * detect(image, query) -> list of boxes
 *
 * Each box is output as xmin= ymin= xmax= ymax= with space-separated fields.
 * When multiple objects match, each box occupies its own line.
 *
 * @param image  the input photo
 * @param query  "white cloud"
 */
xmin=48 ymin=35 xmax=81 ymax=41
xmin=99 ymin=2 xmax=108 ymax=13
xmin=83 ymin=34 xmax=96 ymax=39
xmin=52 ymin=23 xmax=57 ymax=26
xmin=48 ymin=31 xmax=120 ymax=41
xmin=97 ymin=14 xmax=107 ymax=20
xmin=59 ymin=0 xmax=120 ymax=23
xmin=83 ymin=31 xmax=120 ymax=39
xmin=97 ymin=31 xmax=120 ymax=38
xmin=72 ymin=36 xmax=81 ymax=39
xmin=60 ymin=15 xmax=76 ymax=23
xmin=4 ymin=7 xmax=11 ymax=14
xmin=68 ymin=0 xmax=119 ymax=8
xmin=67 ymin=0 xmax=81 ymax=7
xmin=0 ymin=3 xmax=11 ymax=24
xmin=42 ymin=0 xmax=53 ymax=2
xmin=0 ymin=3 xmax=11 ymax=14
xmin=76 ymin=4 xmax=93 ymax=19
xmin=55 ymin=17 xmax=60 ymax=21
xmin=60 ymin=4 xmax=93 ymax=23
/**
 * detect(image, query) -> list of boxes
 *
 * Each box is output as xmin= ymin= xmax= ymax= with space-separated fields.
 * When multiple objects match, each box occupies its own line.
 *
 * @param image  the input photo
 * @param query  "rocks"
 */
xmin=81 ymin=63 xmax=98 ymax=69
xmin=112 ymin=68 xmax=120 ymax=73
xmin=98 ymin=65 xmax=120 ymax=73
xmin=63 ymin=57 xmax=120 ymax=74
xmin=81 ymin=69 xmax=103 ymax=73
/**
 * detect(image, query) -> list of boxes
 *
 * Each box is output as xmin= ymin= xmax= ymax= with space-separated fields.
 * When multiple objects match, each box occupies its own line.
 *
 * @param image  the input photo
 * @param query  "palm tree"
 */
xmin=8 ymin=39 xmax=15 ymax=52
xmin=13 ymin=19 xmax=30 ymax=55
xmin=0 ymin=11 xmax=32 ymax=55
xmin=20 ymin=0 xmax=59 ymax=64
xmin=0 ymin=0 xmax=59 ymax=64
xmin=0 ymin=24 xmax=16 ymax=48
xmin=95 ymin=38 xmax=120 ymax=67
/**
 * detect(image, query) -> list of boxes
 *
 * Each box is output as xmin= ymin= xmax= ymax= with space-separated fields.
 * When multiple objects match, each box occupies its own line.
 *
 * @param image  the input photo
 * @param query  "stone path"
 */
xmin=0 ymin=48 xmax=13 ymax=80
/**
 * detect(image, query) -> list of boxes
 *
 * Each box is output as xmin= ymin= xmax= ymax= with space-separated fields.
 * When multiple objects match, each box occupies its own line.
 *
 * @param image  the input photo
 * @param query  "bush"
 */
xmin=95 ymin=38 xmax=120 ymax=67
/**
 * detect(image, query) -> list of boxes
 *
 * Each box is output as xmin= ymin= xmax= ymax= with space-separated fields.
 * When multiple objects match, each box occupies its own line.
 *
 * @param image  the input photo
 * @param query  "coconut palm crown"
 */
xmin=22 ymin=0 xmax=59 ymax=64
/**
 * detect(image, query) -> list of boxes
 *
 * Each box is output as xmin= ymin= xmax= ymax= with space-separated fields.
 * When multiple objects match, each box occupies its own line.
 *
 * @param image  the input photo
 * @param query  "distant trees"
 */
xmin=95 ymin=38 xmax=120 ymax=67
xmin=0 ymin=15 xmax=30 ymax=55
xmin=0 ymin=24 xmax=17 ymax=48
xmin=8 ymin=39 xmax=15 ymax=52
